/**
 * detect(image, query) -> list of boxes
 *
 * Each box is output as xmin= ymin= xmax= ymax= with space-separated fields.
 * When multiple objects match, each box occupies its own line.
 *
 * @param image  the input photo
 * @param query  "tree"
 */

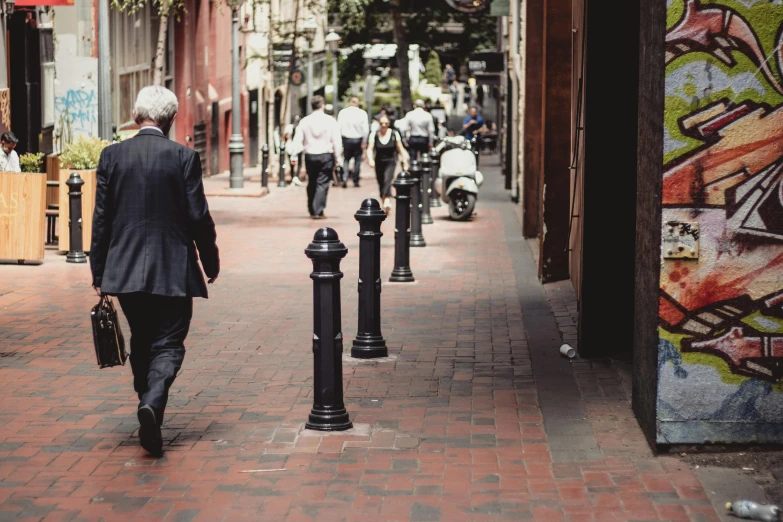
xmin=111 ymin=0 xmax=186 ymax=85
xmin=424 ymin=51 xmax=442 ymax=86
xmin=329 ymin=0 xmax=497 ymax=111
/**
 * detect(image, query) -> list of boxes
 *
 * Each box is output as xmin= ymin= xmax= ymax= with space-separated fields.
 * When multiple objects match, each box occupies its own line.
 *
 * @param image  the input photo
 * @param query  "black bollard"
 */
xmin=389 ymin=171 xmax=415 ymax=283
xmin=304 ymin=228 xmax=352 ymax=431
xmin=409 ymin=161 xmax=426 ymax=247
xmin=430 ymin=154 xmax=442 ymax=207
xmin=352 ymin=199 xmax=388 ymax=359
xmin=420 ymin=153 xmax=433 ymax=225
xmin=472 ymin=137 xmax=480 ymax=168
xmin=278 ymin=142 xmax=287 ymax=187
xmin=66 ymin=173 xmax=87 ymax=264
xmin=261 ymin=144 xmax=269 ymax=189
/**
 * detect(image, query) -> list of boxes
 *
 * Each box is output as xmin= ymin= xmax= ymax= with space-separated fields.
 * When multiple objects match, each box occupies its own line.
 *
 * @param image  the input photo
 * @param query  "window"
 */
xmin=111 ymin=5 xmax=153 ymax=128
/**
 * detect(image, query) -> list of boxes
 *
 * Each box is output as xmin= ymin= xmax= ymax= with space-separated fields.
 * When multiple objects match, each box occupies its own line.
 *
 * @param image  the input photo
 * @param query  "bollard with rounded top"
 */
xmin=390 ymin=171 xmax=415 ymax=283
xmin=261 ymin=144 xmax=269 ymax=188
xmin=66 ymin=173 xmax=87 ymax=264
xmin=278 ymin=143 xmax=287 ymax=187
xmin=409 ymin=161 xmax=426 ymax=247
xmin=430 ymin=154 xmax=442 ymax=207
xmin=420 ymin=153 xmax=433 ymax=224
xmin=352 ymin=199 xmax=388 ymax=359
xmin=304 ymin=228 xmax=352 ymax=431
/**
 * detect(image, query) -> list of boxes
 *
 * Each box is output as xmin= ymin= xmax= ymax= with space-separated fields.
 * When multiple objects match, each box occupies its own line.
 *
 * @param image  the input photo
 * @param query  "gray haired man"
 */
xmin=90 ymin=85 xmax=220 ymax=457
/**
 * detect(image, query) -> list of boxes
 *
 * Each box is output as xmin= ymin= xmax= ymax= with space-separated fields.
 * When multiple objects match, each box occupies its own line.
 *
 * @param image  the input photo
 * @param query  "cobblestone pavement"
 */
xmin=0 ymin=156 xmax=719 ymax=521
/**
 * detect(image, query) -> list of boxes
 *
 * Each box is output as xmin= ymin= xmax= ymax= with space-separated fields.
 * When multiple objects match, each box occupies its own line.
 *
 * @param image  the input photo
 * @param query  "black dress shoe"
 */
xmin=137 ymin=405 xmax=163 ymax=457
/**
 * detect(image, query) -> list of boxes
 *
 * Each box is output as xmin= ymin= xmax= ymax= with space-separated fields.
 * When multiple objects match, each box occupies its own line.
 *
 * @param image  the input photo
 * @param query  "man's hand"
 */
xmin=208 ymin=276 xmax=218 ymax=284
xmin=368 ymin=159 xmax=375 ymax=168
xmin=93 ymin=286 xmax=101 ymax=297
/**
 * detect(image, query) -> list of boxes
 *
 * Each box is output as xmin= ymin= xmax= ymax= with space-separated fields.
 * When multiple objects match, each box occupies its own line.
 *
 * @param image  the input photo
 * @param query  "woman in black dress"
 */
xmin=367 ymin=114 xmax=410 ymax=213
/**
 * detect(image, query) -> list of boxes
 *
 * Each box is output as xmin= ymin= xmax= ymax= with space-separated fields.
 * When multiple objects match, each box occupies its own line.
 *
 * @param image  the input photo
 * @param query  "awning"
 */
xmin=16 ymin=0 xmax=74 ymax=7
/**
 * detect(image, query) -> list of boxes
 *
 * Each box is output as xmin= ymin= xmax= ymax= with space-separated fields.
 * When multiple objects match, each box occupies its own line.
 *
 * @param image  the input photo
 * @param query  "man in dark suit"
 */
xmin=90 ymin=85 xmax=219 ymax=457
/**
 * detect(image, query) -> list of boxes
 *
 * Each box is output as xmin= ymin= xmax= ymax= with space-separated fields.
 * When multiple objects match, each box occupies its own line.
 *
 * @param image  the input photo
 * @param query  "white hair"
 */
xmin=414 ymin=99 xmax=425 ymax=108
xmin=133 ymin=85 xmax=179 ymax=128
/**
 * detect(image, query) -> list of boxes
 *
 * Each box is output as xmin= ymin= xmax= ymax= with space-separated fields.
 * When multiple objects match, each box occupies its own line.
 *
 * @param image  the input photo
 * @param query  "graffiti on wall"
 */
xmin=54 ymin=89 xmax=98 ymax=134
xmin=660 ymin=0 xmax=783 ymax=443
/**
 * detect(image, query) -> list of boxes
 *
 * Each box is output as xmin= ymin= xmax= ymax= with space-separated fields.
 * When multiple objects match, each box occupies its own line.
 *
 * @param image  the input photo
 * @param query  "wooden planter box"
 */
xmin=0 ymin=171 xmax=47 ymax=262
xmin=58 ymin=168 xmax=97 ymax=253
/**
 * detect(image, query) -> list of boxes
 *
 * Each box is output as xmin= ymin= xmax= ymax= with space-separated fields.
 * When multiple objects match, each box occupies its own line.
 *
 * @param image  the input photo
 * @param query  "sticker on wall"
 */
xmin=663 ymin=221 xmax=699 ymax=259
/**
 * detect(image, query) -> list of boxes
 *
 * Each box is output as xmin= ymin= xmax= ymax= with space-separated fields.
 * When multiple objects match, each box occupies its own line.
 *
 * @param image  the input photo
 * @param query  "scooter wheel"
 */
xmin=449 ymin=191 xmax=476 ymax=221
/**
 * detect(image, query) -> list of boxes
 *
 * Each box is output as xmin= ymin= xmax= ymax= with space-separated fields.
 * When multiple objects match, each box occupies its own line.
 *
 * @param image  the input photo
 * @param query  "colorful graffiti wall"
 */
xmin=660 ymin=0 xmax=783 ymax=443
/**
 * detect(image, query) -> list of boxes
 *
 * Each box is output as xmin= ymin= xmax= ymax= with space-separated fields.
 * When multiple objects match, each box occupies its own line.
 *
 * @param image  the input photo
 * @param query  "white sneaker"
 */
xmin=292 ymin=176 xmax=303 ymax=186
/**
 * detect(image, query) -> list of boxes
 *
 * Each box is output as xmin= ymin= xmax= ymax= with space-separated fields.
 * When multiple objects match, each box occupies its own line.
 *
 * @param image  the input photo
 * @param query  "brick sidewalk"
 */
xmin=0 ymin=157 xmax=719 ymax=521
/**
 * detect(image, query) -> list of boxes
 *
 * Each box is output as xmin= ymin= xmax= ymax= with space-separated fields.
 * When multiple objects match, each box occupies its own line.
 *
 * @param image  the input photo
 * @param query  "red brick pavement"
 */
xmin=0 ymin=157 xmax=718 ymax=521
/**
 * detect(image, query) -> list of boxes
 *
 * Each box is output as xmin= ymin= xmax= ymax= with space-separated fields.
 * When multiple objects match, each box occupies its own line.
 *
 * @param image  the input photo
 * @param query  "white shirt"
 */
xmin=402 ymin=108 xmax=435 ymax=143
xmin=0 ymin=149 xmax=20 ymax=172
xmin=289 ymin=110 xmax=343 ymax=160
xmin=337 ymin=106 xmax=370 ymax=141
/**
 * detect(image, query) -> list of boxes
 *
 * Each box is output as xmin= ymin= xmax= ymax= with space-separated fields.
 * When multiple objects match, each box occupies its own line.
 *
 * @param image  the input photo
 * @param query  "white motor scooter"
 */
xmin=433 ymin=136 xmax=484 ymax=220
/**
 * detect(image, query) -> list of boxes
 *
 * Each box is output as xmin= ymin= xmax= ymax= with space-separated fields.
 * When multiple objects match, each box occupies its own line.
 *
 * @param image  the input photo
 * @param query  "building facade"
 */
xmin=506 ymin=0 xmax=783 ymax=447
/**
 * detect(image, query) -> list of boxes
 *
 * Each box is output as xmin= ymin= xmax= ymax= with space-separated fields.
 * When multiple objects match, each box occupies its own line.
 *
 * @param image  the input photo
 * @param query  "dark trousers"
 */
xmin=117 ymin=293 xmax=193 ymax=414
xmin=305 ymin=153 xmax=335 ymax=216
xmin=342 ymin=138 xmax=363 ymax=184
xmin=408 ymin=136 xmax=429 ymax=162
xmin=375 ymin=158 xmax=396 ymax=198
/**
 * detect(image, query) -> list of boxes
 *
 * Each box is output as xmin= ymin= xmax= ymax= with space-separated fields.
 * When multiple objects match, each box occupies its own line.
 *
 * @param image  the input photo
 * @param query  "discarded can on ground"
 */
xmin=559 ymin=344 xmax=576 ymax=359
xmin=726 ymin=500 xmax=781 ymax=522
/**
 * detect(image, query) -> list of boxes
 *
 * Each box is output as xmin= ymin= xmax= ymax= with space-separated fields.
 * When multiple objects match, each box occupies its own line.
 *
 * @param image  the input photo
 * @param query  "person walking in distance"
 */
xmin=289 ymin=95 xmax=343 ymax=219
xmin=90 ymin=86 xmax=220 ymax=458
xmin=0 ymin=132 xmax=20 ymax=172
xmin=337 ymin=97 xmax=369 ymax=188
xmin=401 ymin=99 xmax=434 ymax=162
xmin=367 ymin=114 xmax=409 ymax=214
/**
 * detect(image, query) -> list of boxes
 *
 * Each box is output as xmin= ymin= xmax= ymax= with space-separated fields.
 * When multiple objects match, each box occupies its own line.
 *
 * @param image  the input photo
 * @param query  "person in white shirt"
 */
xmin=289 ymin=96 xmax=343 ymax=219
xmin=0 ymin=132 xmax=21 ymax=172
xmin=337 ymin=97 xmax=369 ymax=187
xmin=367 ymin=115 xmax=409 ymax=214
xmin=401 ymin=100 xmax=435 ymax=162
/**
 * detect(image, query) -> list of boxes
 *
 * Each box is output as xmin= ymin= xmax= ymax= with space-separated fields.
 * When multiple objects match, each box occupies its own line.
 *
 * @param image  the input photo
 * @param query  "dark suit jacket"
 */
xmin=90 ymin=128 xmax=219 ymax=298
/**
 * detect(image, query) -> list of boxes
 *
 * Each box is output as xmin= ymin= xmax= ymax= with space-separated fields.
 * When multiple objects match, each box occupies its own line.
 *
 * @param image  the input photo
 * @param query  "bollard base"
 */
xmin=430 ymin=198 xmax=442 ymax=208
xmin=277 ymin=179 xmax=287 ymax=188
xmin=410 ymin=234 xmax=426 ymax=247
xmin=422 ymin=214 xmax=434 ymax=225
xmin=66 ymin=251 xmax=88 ymax=264
xmin=305 ymin=406 xmax=353 ymax=432
xmin=390 ymin=268 xmax=415 ymax=283
xmin=351 ymin=336 xmax=388 ymax=359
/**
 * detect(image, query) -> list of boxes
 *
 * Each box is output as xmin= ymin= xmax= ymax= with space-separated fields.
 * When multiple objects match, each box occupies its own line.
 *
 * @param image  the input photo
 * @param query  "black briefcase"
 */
xmin=90 ymin=295 xmax=128 ymax=368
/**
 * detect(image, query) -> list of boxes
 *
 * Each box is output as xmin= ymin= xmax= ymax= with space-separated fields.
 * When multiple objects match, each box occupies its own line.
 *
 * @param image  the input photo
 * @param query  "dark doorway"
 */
xmin=248 ymin=89 xmax=258 ymax=166
xmin=274 ymin=90 xmax=283 ymax=128
xmin=9 ymin=9 xmax=42 ymax=155
xmin=210 ymin=101 xmax=219 ymax=175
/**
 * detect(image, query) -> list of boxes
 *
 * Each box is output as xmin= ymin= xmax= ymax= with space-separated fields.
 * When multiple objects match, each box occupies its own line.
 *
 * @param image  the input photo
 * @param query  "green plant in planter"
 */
xmin=19 ymin=152 xmax=45 ymax=173
xmin=59 ymin=135 xmax=111 ymax=170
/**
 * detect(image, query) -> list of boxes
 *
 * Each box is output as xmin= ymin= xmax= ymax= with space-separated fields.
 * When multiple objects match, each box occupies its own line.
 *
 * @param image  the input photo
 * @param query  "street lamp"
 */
xmin=302 ymin=16 xmax=318 ymax=115
xmin=228 ymin=0 xmax=246 ymax=189
xmin=325 ymin=31 xmax=340 ymax=114
xmin=4 ymin=0 xmax=14 ymax=16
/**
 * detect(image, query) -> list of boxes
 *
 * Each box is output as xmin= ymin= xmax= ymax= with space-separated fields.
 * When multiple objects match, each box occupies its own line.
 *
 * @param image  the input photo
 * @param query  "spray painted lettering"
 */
xmin=54 ymin=89 xmax=97 ymax=133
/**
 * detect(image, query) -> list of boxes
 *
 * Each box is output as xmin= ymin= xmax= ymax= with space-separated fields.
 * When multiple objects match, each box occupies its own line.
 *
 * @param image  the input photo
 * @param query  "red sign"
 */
xmin=16 ymin=0 xmax=75 ymax=6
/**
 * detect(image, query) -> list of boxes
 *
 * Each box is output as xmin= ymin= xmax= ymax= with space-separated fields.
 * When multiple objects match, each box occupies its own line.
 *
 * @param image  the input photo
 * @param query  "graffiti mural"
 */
xmin=660 ymin=0 xmax=783 ymax=443
xmin=54 ymin=89 xmax=98 ymax=134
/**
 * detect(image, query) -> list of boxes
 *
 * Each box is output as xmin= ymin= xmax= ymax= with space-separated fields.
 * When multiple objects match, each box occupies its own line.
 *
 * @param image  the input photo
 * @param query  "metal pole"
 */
xmin=304 ymin=227 xmax=352 ymax=431
xmin=306 ymin=47 xmax=314 ymax=115
xmin=420 ymin=153 xmax=433 ymax=224
xmin=261 ymin=144 xmax=269 ymax=188
xmin=97 ymin=0 xmax=112 ymax=140
xmin=352 ymin=199 xmax=387 ymax=359
xmin=389 ymin=171 xmax=415 ymax=283
xmin=66 ymin=173 xmax=87 ymax=264
xmin=278 ymin=140 xmax=287 ymax=187
xmin=430 ymin=154 xmax=442 ymax=207
xmin=331 ymin=50 xmax=339 ymax=114
xmin=229 ymin=6 xmax=245 ymax=189
xmin=409 ymin=161 xmax=426 ymax=247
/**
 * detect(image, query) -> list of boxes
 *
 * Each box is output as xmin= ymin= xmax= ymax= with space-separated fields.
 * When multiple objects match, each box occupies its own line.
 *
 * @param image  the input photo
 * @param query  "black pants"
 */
xmin=375 ymin=158 xmax=396 ymax=198
xmin=408 ymin=136 xmax=429 ymax=162
xmin=342 ymin=138 xmax=363 ymax=185
xmin=117 ymin=293 xmax=193 ymax=414
xmin=305 ymin=153 xmax=334 ymax=216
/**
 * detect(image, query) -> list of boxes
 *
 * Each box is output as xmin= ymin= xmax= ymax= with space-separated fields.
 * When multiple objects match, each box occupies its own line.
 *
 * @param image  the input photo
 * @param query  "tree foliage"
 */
xmin=329 ymin=0 xmax=497 ymax=110
xmin=424 ymin=51 xmax=442 ymax=86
